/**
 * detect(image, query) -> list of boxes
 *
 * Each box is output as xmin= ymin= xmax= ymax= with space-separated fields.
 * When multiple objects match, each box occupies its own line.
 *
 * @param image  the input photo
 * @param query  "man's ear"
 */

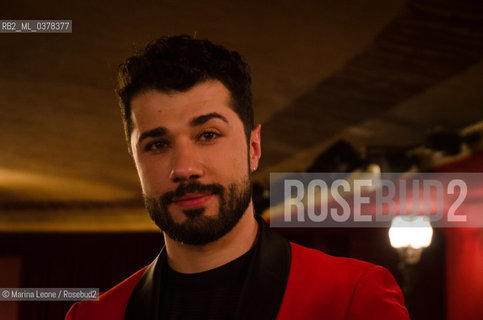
xmin=249 ymin=124 xmax=262 ymax=172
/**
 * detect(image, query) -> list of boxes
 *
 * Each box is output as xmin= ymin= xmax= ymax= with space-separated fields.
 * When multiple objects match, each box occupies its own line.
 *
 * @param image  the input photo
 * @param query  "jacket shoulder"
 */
xmin=276 ymin=242 xmax=408 ymax=320
xmin=289 ymin=241 xmax=382 ymax=287
xmin=65 ymin=266 xmax=148 ymax=320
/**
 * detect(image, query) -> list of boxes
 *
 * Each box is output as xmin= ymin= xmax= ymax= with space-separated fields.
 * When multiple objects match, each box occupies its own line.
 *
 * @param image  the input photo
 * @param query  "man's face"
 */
xmin=129 ymin=80 xmax=261 ymax=245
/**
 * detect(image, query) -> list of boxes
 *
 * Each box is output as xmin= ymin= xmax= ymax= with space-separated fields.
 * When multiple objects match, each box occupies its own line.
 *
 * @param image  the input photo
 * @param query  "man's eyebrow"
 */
xmin=137 ymin=113 xmax=228 ymax=146
xmin=138 ymin=127 xmax=167 ymax=145
xmin=190 ymin=112 xmax=230 ymax=127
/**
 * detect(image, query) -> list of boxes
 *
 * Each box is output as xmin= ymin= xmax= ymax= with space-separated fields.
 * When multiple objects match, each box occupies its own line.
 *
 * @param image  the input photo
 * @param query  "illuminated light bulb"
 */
xmin=389 ymin=216 xmax=433 ymax=249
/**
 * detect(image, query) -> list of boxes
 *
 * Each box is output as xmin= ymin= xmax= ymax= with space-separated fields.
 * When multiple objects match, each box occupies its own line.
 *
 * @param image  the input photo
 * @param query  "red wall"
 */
xmin=437 ymin=152 xmax=483 ymax=320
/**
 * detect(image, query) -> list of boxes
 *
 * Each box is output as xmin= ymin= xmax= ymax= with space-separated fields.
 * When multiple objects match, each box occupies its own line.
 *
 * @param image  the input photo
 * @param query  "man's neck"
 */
xmin=163 ymin=205 xmax=259 ymax=274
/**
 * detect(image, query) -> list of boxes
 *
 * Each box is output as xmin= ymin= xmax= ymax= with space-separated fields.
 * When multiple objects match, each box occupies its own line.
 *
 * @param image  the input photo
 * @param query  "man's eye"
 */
xmin=145 ymin=140 xmax=169 ymax=152
xmin=198 ymin=131 xmax=220 ymax=142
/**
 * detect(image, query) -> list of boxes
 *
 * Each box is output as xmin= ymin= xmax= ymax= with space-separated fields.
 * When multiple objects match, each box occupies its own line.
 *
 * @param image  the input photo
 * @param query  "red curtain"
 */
xmin=436 ymin=153 xmax=483 ymax=320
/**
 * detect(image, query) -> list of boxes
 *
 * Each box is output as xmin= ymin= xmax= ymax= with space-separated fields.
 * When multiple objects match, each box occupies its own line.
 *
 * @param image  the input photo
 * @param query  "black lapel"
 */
xmin=124 ymin=248 xmax=165 ymax=320
xmin=234 ymin=215 xmax=292 ymax=320
xmin=124 ymin=215 xmax=291 ymax=320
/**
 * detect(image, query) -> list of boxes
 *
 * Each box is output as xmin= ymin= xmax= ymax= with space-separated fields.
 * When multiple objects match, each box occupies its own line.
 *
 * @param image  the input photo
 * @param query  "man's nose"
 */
xmin=169 ymin=142 xmax=203 ymax=183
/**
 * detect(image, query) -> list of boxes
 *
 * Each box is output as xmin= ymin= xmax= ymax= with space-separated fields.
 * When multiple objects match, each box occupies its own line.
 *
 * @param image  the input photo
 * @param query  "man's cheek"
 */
xmin=139 ymin=170 xmax=164 ymax=197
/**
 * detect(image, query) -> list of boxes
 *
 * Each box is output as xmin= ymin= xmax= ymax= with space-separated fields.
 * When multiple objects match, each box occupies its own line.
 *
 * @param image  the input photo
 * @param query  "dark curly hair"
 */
xmin=117 ymin=35 xmax=254 ymax=144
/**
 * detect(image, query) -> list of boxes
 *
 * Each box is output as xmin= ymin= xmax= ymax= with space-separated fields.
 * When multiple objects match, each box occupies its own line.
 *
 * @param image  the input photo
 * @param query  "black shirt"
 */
xmin=159 ymin=248 xmax=254 ymax=320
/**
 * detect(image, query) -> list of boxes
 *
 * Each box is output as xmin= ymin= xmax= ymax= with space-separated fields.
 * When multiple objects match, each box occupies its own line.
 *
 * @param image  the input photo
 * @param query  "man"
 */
xmin=66 ymin=35 xmax=409 ymax=320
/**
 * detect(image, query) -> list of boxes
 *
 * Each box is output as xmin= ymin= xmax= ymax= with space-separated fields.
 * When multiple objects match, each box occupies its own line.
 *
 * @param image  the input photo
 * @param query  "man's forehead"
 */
xmin=130 ymin=81 xmax=241 ymax=135
xmin=133 ymin=83 xmax=234 ymax=120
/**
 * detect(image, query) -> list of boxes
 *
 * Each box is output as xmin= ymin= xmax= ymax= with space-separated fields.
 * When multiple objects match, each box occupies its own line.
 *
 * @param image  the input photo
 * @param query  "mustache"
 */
xmin=161 ymin=181 xmax=224 ymax=205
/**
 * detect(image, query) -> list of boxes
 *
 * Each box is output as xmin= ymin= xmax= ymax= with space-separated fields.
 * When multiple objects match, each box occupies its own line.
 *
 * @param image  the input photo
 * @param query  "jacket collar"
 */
xmin=125 ymin=214 xmax=291 ymax=320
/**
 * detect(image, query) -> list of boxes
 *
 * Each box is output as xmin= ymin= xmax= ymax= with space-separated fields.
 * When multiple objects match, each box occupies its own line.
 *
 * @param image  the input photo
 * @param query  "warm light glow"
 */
xmin=389 ymin=216 xmax=433 ymax=249
xmin=0 ymin=168 xmax=134 ymax=201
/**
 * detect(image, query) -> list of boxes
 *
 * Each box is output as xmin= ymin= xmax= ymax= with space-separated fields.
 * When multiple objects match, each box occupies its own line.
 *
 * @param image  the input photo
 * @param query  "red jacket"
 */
xmin=66 ymin=242 xmax=408 ymax=320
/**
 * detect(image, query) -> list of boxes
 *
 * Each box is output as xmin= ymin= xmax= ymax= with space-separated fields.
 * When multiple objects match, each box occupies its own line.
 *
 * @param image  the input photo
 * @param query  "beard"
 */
xmin=144 ymin=177 xmax=252 ymax=245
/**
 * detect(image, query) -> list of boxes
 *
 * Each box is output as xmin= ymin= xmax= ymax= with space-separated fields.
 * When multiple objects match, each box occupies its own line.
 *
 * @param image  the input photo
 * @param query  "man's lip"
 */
xmin=171 ymin=193 xmax=213 ymax=208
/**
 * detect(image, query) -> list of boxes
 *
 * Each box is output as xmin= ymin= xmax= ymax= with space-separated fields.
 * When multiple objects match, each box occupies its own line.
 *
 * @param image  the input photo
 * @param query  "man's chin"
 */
xmin=163 ymin=216 xmax=230 ymax=245
xmin=168 ymin=206 xmax=222 ymax=222
xmin=181 ymin=207 xmax=205 ymax=219
xmin=146 ymin=178 xmax=251 ymax=245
